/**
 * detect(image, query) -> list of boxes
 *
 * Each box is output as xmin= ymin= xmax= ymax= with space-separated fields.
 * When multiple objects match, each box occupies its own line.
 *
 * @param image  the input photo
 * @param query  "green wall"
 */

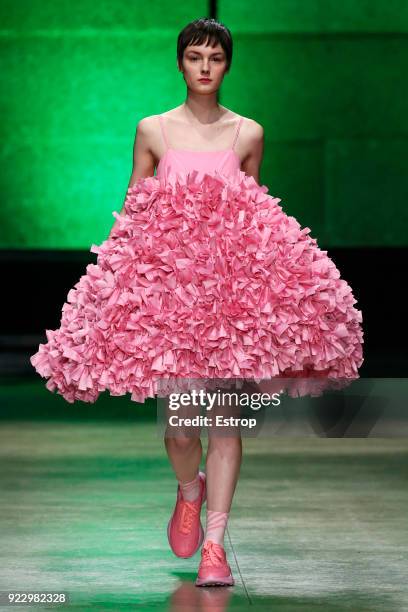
xmin=220 ymin=0 xmax=408 ymax=245
xmin=1 ymin=1 xmax=407 ymax=248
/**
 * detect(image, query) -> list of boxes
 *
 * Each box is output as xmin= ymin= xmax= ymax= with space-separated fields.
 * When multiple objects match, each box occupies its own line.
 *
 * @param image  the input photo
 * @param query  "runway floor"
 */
xmin=0 ymin=420 xmax=407 ymax=611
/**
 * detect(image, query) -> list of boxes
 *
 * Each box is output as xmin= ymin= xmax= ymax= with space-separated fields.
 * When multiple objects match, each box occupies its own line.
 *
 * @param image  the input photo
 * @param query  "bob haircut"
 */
xmin=177 ymin=18 xmax=233 ymax=72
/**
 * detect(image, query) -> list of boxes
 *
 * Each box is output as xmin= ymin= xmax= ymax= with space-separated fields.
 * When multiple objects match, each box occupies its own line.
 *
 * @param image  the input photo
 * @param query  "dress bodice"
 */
xmin=156 ymin=147 xmax=241 ymax=180
xmin=155 ymin=114 xmax=243 ymax=181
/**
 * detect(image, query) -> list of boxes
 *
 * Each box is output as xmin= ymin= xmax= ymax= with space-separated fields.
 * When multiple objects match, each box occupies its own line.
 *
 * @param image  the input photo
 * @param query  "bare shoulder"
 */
xmin=138 ymin=107 xmax=180 ymax=130
xmin=240 ymin=115 xmax=264 ymax=144
xmin=135 ymin=114 xmax=160 ymax=141
xmin=234 ymin=115 xmax=264 ymax=165
xmin=132 ymin=113 xmax=166 ymax=162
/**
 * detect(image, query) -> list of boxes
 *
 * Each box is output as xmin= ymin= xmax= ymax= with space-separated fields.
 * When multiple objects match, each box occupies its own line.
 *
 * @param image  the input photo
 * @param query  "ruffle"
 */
xmin=30 ymin=168 xmax=364 ymax=404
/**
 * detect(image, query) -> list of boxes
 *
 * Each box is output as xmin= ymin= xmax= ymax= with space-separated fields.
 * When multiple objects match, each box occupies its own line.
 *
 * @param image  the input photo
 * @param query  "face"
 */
xmin=179 ymin=40 xmax=228 ymax=93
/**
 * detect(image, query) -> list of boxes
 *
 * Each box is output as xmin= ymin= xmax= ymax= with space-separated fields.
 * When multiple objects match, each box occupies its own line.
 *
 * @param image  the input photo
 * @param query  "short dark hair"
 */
xmin=177 ymin=18 xmax=233 ymax=72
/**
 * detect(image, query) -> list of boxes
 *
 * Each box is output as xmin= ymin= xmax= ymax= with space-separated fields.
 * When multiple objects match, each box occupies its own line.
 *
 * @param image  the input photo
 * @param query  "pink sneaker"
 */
xmin=195 ymin=539 xmax=235 ymax=587
xmin=167 ymin=471 xmax=206 ymax=558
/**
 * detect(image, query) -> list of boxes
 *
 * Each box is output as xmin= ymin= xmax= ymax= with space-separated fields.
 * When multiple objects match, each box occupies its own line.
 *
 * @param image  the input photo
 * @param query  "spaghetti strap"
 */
xmin=231 ymin=116 xmax=243 ymax=150
xmin=158 ymin=114 xmax=169 ymax=150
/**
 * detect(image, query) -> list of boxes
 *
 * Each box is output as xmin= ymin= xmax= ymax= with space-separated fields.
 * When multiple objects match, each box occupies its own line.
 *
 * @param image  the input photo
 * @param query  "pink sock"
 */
xmin=178 ymin=473 xmax=201 ymax=502
xmin=204 ymin=509 xmax=229 ymax=547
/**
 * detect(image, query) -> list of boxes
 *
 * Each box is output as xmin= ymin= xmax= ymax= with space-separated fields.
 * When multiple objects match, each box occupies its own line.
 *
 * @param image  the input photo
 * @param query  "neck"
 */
xmin=182 ymin=94 xmax=225 ymax=124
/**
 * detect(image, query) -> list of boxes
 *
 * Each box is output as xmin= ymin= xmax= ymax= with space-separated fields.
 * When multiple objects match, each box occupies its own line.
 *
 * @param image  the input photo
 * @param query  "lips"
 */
xmin=199 ymin=79 xmax=211 ymax=82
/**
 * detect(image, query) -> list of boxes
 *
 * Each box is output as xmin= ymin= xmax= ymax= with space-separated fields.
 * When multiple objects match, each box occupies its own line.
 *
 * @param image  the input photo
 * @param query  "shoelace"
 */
xmin=201 ymin=540 xmax=225 ymax=567
xmin=179 ymin=500 xmax=199 ymax=534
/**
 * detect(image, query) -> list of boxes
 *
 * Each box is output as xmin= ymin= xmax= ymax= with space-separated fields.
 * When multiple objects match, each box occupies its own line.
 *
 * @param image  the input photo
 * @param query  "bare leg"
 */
xmin=163 ymin=390 xmax=203 ymax=482
xmin=205 ymin=434 xmax=242 ymax=512
xmin=205 ymin=386 xmax=243 ymax=512
xmin=164 ymin=435 xmax=203 ymax=482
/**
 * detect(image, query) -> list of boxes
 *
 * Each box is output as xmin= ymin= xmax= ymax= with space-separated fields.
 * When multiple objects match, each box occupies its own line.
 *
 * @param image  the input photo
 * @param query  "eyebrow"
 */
xmin=187 ymin=50 xmax=224 ymax=56
xmin=188 ymin=49 xmax=224 ymax=55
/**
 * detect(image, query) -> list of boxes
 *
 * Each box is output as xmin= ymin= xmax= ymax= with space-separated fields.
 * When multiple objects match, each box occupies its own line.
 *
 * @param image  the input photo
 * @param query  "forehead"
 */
xmin=185 ymin=43 xmax=224 ymax=54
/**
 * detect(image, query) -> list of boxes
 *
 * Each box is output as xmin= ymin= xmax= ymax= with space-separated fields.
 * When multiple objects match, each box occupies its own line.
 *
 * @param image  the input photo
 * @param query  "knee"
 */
xmin=165 ymin=435 xmax=200 ymax=453
xmin=208 ymin=436 xmax=242 ymax=454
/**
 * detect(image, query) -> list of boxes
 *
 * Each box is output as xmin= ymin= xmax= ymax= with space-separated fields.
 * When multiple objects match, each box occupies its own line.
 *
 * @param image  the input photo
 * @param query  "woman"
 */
xmin=123 ymin=19 xmax=265 ymax=588
xmin=30 ymin=17 xmax=364 ymax=587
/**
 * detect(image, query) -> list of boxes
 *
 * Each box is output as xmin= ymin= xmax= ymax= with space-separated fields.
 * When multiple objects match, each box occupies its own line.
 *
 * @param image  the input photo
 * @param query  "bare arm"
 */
xmin=108 ymin=117 xmax=156 ymax=237
xmin=241 ymin=121 xmax=264 ymax=184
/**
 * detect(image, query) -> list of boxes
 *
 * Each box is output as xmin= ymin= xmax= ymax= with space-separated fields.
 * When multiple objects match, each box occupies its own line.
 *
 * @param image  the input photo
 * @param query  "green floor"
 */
xmin=0 ymin=421 xmax=407 ymax=611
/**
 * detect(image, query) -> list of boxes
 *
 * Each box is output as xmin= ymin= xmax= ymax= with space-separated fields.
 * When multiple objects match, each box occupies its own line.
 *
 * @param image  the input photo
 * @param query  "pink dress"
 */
xmin=30 ymin=114 xmax=364 ymax=403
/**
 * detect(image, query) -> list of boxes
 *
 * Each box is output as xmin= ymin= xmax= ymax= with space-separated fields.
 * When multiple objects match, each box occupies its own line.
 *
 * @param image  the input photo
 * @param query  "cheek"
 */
xmin=214 ymin=67 xmax=227 ymax=79
xmin=183 ymin=68 xmax=195 ymax=79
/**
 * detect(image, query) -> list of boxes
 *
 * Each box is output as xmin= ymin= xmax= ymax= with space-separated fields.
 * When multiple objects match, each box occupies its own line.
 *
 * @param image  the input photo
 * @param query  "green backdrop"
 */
xmin=1 ymin=0 xmax=407 ymax=249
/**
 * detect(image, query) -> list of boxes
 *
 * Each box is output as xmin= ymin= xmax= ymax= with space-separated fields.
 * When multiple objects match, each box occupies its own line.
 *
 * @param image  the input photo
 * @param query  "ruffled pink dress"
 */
xmin=30 ymin=114 xmax=364 ymax=403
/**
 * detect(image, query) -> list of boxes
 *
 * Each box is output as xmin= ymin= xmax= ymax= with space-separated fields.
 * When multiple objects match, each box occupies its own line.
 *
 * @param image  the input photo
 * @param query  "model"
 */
xmin=30 ymin=17 xmax=364 ymax=587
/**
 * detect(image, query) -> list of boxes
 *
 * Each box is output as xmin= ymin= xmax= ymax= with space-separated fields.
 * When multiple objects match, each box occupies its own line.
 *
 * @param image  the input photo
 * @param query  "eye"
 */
xmin=188 ymin=56 xmax=223 ymax=62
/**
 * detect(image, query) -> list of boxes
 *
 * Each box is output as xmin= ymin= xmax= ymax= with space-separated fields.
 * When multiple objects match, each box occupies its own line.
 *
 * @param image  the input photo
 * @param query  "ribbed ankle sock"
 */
xmin=178 ymin=472 xmax=201 ymax=502
xmin=204 ymin=509 xmax=229 ymax=547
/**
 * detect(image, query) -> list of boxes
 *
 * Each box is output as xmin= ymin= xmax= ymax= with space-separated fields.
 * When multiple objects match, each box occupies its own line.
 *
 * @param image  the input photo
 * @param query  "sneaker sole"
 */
xmin=167 ymin=471 xmax=206 ymax=559
xmin=195 ymin=574 xmax=235 ymax=587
